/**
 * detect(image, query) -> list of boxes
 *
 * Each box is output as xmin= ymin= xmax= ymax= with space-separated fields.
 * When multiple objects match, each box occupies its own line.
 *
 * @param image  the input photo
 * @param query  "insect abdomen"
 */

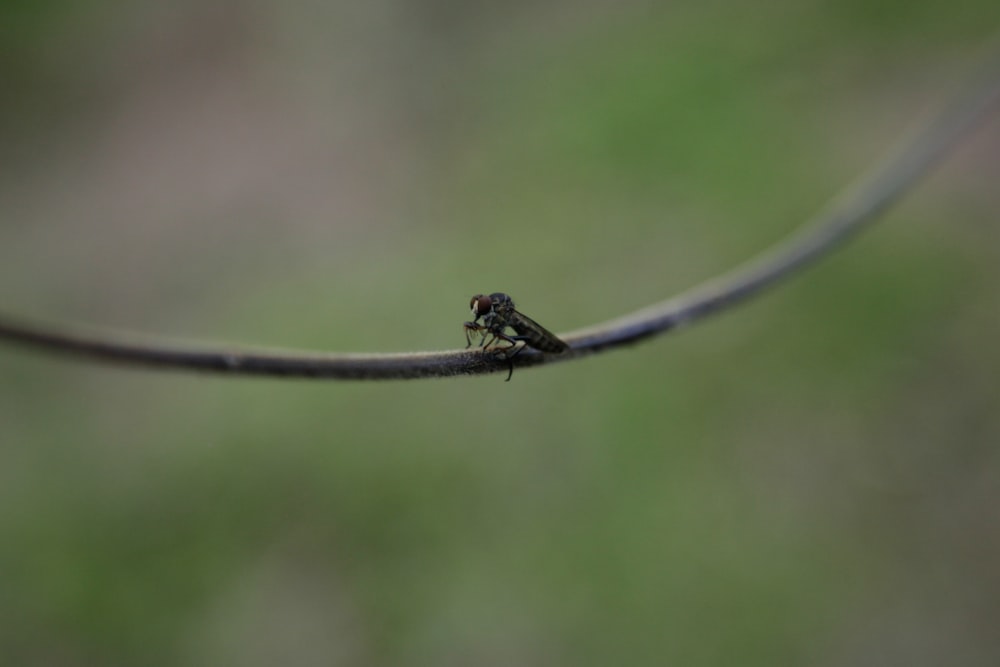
xmin=510 ymin=315 xmax=569 ymax=353
xmin=522 ymin=333 xmax=569 ymax=353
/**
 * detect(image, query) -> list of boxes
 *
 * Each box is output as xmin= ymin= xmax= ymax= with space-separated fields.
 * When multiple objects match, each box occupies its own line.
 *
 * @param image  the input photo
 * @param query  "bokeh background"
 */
xmin=2 ymin=1 xmax=1000 ymax=665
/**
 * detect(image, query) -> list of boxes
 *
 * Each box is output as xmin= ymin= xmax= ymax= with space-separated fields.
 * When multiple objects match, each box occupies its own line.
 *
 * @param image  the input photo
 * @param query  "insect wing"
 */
xmin=509 ymin=309 xmax=569 ymax=353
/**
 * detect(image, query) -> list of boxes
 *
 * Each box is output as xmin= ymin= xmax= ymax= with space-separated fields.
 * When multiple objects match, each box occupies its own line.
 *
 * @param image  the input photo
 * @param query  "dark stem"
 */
xmin=2 ymin=49 xmax=999 ymax=380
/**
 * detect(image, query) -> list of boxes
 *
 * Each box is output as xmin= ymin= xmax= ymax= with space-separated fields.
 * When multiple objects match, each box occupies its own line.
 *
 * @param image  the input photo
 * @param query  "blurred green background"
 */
xmin=2 ymin=1 xmax=999 ymax=665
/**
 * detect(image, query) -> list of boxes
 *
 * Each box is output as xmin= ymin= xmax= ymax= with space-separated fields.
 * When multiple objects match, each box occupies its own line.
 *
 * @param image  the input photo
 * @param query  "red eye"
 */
xmin=470 ymin=294 xmax=493 ymax=317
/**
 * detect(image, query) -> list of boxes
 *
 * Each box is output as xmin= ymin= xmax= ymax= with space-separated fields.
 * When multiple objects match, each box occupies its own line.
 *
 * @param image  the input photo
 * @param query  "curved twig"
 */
xmin=2 ymin=52 xmax=999 ymax=380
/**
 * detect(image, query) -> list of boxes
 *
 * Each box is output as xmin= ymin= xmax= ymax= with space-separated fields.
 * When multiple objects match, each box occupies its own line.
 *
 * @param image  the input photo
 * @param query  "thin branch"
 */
xmin=2 ymin=51 xmax=999 ymax=380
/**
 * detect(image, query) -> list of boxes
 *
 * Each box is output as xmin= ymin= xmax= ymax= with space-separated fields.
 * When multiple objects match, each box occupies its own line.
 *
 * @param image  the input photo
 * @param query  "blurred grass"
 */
xmin=2 ymin=1 xmax=1000 ymax=665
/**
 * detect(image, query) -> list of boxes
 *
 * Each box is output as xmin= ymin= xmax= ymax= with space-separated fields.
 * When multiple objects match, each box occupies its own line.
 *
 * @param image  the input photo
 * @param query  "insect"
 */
xmin=463 ymin=292 xmax=569 ymax=380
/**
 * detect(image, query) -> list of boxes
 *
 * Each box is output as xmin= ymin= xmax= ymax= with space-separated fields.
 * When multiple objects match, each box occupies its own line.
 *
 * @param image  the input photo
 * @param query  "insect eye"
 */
xmin=470 ymin=294 xmax=492 ymax=316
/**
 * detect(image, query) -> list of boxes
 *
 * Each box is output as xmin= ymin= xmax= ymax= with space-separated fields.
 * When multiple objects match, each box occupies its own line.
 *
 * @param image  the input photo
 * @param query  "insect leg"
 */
xmin=464 ymin=322 xmax=486 ymax=348
xmin=487 ymin=332 xmax=525 ymax=381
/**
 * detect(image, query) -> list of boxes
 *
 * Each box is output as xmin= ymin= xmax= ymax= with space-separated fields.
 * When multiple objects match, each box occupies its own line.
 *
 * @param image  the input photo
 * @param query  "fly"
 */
xmin=463 ymin=292 xmax=569 ymax=380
